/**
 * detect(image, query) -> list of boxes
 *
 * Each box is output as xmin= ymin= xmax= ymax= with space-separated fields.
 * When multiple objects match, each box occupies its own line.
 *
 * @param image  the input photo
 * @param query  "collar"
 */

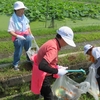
xmin=55 ymin=38 xmax=61 ymax=49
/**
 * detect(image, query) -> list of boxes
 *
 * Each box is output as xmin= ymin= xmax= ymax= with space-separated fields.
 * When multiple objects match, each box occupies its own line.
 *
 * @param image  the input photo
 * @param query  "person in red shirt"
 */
xmin=31 ymin=26 xmax=76 ymax=100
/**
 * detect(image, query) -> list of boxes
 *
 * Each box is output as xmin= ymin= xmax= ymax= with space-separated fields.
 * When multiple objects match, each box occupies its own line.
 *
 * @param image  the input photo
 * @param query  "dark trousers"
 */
xmin=40 ymin=76 xmax=54 ymax=100
xmin=97 ymin=67 xmax=100 ymax=91
xmin=96 ymin=77 xmax=100 ymax=91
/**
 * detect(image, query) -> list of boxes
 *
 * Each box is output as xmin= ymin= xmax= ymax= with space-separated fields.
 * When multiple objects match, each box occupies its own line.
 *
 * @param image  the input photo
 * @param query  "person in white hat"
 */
xmin=30 ymin=26 xmax=76 ymax=100
xmin=84 ymin=44 xmax=100 ymax=92
xmin=7 ymin=1 xmax=34 ymax=70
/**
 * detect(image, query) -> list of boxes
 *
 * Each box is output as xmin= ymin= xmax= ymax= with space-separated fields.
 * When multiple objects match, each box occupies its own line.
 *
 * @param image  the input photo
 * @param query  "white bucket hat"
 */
xmin=14 ymin=1 xmax=28 ymax=10
xmin=57 ymin=26 xmax=76 ymax=47
xmin=84 ymin=44 xmax=93 ymax=54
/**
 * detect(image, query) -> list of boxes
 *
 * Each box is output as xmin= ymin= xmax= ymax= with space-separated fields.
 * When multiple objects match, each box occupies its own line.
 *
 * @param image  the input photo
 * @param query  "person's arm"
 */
xmin=94 ymin=57 xmax=100 ymax=77
xmin=8 ymin=18 xmax=23 ymax=37
xmin=94 ymin=57 xmax=100 ymax=69
xmin=9 ymin=31 xmax=17 ymax=37
xmin=39 ymin=58 xmax=58 ymax=74
xmin=28 ymin=28 xmax=32 ymax=34
xmin=39 ymin=58 xmax=68 ymax=76
xmin=28 ymin=28 xmax=34 ymax=39
xmin=8 ymin=18 xmax=17 ymax=37
xmin=8 ymin=19 xmax=26 ymax=40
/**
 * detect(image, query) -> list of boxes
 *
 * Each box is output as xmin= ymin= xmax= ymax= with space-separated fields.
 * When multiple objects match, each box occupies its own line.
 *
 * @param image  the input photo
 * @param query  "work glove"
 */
xmin=57 ymin=65 xmax=68 ymax=70
xmin=30 ymin=34 xmax=34 ymax=40
xmin=17 ymin=35 xmax=26 ymax=40
xmin=57 ymin=68 xmax=68 ymax=76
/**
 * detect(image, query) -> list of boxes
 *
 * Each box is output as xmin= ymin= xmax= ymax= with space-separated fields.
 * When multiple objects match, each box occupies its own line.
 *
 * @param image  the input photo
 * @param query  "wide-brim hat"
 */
xmin=84 ymin=44 xmax=93 ymax=54
xmin=57 ymin=26 xmax=76 ymax=47
xmin=14 ymin=1 xmax=28 ymax=10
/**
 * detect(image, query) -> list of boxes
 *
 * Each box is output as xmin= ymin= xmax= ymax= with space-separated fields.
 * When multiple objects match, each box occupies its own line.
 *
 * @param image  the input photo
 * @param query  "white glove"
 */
xmin=30 ymin=34 xmax=34 ymax=40
xmin=17 ymin=35 xmax=26 ymax=40
xmin=57 ymin=65 xmax=68 ymax=70
xmin=58 ymin=69 xmax=68 ymax=76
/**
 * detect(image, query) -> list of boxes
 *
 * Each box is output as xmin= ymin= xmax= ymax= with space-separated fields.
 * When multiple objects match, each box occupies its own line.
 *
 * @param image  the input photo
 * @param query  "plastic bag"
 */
xmin=85 ymin=64 xmax=99 ymax=100
xmin=26 ymin=39 xmax=39 ymax=60
xmin=52 ymin=75 xmax=90 ymax=100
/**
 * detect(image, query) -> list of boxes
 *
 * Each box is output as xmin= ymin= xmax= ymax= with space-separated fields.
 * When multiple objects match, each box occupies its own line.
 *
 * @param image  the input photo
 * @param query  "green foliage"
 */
xmin=1 ymin=0 xmax=100 ymax=21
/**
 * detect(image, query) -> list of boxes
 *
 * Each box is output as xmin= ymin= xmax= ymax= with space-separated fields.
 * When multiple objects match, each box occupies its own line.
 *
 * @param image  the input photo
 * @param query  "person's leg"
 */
xmin=41 ymin=85 xmax=53 ymax=100
xmin=24 ymin=35 xmax=32 ymax=61
xmin=96 ymin=77 xmax=100 ymax=96
xmin=13 ymin=38 xmax=24 ymax=69
xmin=40 ymin=76 xmax=54 ymax=100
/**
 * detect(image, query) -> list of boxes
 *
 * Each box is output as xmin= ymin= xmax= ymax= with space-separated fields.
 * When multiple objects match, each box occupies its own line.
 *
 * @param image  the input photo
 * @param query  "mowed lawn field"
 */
xmin=1 ymin=15 xmax=100 ymax=31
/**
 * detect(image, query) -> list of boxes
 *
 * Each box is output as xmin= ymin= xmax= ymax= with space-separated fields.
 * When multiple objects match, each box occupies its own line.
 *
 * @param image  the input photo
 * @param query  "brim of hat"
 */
xmin=84 ymin=46 xmax=93 ymax=54
xmin=84 ymin=50 xmax=88 ymax=54
xmin=84 ymin=48 xmax=92 ymax=54
xmin=62 ymin=36 xmax=76 ymax=47
xmin=14 ymin=6 xmax=28 ymax=10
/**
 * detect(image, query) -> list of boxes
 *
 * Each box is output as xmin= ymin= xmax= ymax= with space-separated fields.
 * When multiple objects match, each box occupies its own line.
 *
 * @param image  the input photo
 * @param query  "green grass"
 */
xmin=0 ymin=53 xmax=86 ymax=79
xmin=1 ymin=86 xmax=97 ymax=100
xmin=1 ymin=15 xmax=100 ymax=64
xmin=30 ymin=17 xmax=100 ymax=31
xmin=0 ymin=52 xmax=91 ymax=100
xmin=0 ymin=15 xmax=10 ymax=31
xmin=1 ymin=1 xmax=100 ymax=99
xmin=70 ymin=0 xmax=100 ymax=3
xmin=0 ymin=66 xmax=31 ymax=80
xmin=1 ymin=15 xmax=100 ymax=31
xmin=0 ymin=31 xmax=100 ymax=60
xmin=1 ymin=92 xmax=96 ymax=100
